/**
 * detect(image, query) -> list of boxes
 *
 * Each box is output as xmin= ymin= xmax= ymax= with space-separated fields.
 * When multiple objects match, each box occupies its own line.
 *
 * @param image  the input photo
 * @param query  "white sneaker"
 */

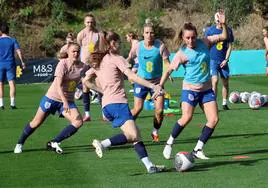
xmin=192 ymin=149 xmax=209 ymax=160
xmin=92 ymin=139 xmax=103 ymax=158
xmin=47 ymin=141 xmax=63 ymax=154
xmin=148 ymin=165 xmax=166 ymax=174
xmin=14 ymin=144 xmax=23 ymax=154
xmin=91 ymin=98 xmax=100 ymax=104
xmin=163 ymin=144 xmax=172 ymax=159
xmin=129 ymin=89 xmax=134 ymax=93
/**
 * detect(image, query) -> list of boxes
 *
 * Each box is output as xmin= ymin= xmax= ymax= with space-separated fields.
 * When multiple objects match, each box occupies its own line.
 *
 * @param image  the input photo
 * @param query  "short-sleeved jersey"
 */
xmin=133 ymin=39 xmax=169 ymax=79
xmin=173 ymin=39 xmax=210 ymax=85
xmin=77 ymin=28 xmax=100 ymax=64
xmin=46 ymin=59 xmax=89 ymax=102
xmin=86 ymin=54 xmax=129 ymax=107
xmin=0 ymin=36 xmax=20 ymax=64
xmin=205 ymin=25 xmax=234 ymax=61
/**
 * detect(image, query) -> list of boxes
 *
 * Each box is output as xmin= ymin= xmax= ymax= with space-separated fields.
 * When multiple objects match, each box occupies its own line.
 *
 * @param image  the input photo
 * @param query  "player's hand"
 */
xmin=216 ymin=9 xmax=225 ymax=24
xmin=21 ymin=62 xmax=26 ymax=70
xmin=220 ymin=59 xmax=228 ymax=68
xmin=151 ymin=84 xmax=165 ymax=100
xmin=63 ymin=102 xmax=70 ymax=113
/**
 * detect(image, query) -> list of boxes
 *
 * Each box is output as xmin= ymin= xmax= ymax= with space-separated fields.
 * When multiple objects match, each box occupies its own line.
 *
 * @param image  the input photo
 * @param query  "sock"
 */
xmin=85 ymin=111 xmax=90 ymax=117
xmin=222 ymin=99 xmax=227 ymax=105
xmin=153 ymin=116 xmax=163 ymax=130
xmin=152 ymin=128 xmax=158 ymax=136
xmin=171 ymin=122 xmax=185 ymax=139
xmin=134 ymin=141 xmax=148 ymax=159
xmin=83 ymin=92 xmax=90 ymax=112
xmin=141 ymin=157 xmax=153 ymax=170
xmin=198 ymin=125 xmax=214 ymax=144
xmin=101 ymin=139 xmax=112 ymax=148
xmin=194 ymin=140 xmax=205 ymax=151
xmin=166 ymin=135 xmax=175 ymax=145
xmin=109 ymin=134 xmax=128 ymax=146
xmin=18 ymin=123 xmax=36 ymax=144
xmin=0 ymin=98 xmax=3 ymax=107
xmin=53 ymin=124 xmax=78 ymax=143
xmin=10 ymin=97 xmax=15 ymax=106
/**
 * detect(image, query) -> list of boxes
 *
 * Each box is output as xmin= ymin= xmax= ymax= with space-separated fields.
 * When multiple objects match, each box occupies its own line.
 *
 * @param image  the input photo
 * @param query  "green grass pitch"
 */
xmin=1 ymin=75 xmax=268 ymax=188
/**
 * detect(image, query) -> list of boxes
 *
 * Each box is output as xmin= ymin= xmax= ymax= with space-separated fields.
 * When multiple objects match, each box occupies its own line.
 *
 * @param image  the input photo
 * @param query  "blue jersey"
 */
xmin=137 ymin=40 xmax=163 ymax=79
xmin=181 ymin=39 xmax=210 ymax=84
xmin=0 ymin=37 xmax=20 ymax=64
xmin=205 ymin=25 xmax=234 ymax=61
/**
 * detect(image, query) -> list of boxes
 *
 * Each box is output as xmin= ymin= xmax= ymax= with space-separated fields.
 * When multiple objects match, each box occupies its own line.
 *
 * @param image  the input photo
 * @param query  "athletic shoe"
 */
xmin=222 ymin=105 xmax=230 ymax=110
xmin=0 ymin=106 xmax=4 ymax=110
xmin=91 ymin=98 xmax=100 ymax=104
xmin=83 ymin=115 xmax=91 ymax=122
xmin=192 ymin=149 xmax=209 ymax=160
xmin=151 ymin=133 xmax=159 ymax=142
xmin=74 ymin=88 xmax=83 ymax=100
xmin=163 ymin=144 xmax=172 ymax=159
xmin=14 ymin=144 xmax=23 ymax=153
xmin=10 ymin=105 xmax=17 ymax=110
xmin=92 ymin=139 xmax=103 ymax=158
xmin=148 ymin=165 xmax=167 ymax=174
xmin=129 ymin=89 xmax=134 ymax=93
xmin=47 ymin=141 xmax=63 ymax=154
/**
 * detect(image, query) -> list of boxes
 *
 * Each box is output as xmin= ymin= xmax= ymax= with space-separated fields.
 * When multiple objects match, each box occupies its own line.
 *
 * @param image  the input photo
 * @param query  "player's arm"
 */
xmin=82 ymin=71 xmax=103 ymax=94
xmin=264 ymin=38 xmax=268 ymax=58
xmin=16 ymin=49 xmax=26 ymax=69
xmin=220 ymin=43 xmax=232 ymax=68
xmin=124 ymin=69 xmax=163 ymax=98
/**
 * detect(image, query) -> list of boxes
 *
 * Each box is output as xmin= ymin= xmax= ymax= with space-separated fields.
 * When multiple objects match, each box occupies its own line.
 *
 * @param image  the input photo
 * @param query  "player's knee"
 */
xmin=180 ymin=114 xmax=192 ymax=125
xmin=72 ymin=119 xmax=83 ymax=128
xmin=209 ymin=116 xmax=219 ymax=127
xmin=125 ymin=132 xmax=140 ymax=143
xmin=155 ymin=108 xmax=163 ymax=117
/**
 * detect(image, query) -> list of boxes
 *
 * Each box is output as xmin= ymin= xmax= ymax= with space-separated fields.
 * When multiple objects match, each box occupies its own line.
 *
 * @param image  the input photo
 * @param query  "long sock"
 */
xmin=101 ymin=139 xmax=112 ymax=148
xmin=83 ymin=92 xmax=90 ymax=112
xmin=18 ymin=123 xmax=36 ymax=144
xmin=222 ymin=99 xmax=227 ymax=105
xmin=194 ymin=140 xmax=205 ymax=151
xmin=153 ymin=115 xmax=163 ymax=130
xmin=53 ymin=124 xmax=78 ymax=143
xmin=141 ymin=157 xmax=153 ymax=170
xmin=109 ymin=134 xmax=127 ymax=146
xmin=171 ymin=122 xmax=185 ymax=139
xmin=199 ymin=125 xmax=214 ymax=144
xmin=10 ymin=97 xmax=15 ymax=106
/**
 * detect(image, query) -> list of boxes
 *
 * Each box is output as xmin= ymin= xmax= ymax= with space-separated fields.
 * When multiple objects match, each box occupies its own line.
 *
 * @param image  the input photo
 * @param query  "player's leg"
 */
xmin=82 ymin=82 xmax=91 ymax=122
xmin=163 ymin=90 xmax=197 ymax=159
xmin=49 ymin=104 xmax=83 ymax=154
xmin=131 ymin=83 xmax=148 ymax=119
xmin=192 ymin=90 xmax=218 ymax=159
xmin=14 ymin=107 xmax=50 ymax=153
xmin=7 ymin=65 xmax=17 ymax=109
xmin=0 ymin=67 xmax=5 ymax=109
xmin=151 ymin=95 xmax=164 ymax=142
xmin=220 ymin=65 xmax=230 ymax=110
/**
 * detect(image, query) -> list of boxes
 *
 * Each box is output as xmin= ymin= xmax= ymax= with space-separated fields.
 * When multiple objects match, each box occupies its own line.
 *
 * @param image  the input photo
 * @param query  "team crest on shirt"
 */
xmin=188 ymin=94 xmax=194 ymax=101
xmin=44 ymin=101 xmax=51 ymax=109
xmin=135 ymin=88 xmax=141 ymax=94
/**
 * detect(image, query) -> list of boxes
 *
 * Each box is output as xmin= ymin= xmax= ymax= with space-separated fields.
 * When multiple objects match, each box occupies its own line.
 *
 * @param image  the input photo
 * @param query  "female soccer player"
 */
xmin=0 ymin=22 xmax=26 ymax=110
xmin=77 ymin=13 xmax=106 ymax=122
xmin=83 ymin=31 xmax=166 ymax=173
xmin=14 ymin=42 xmax=89 ymax=154
xmin=128 ymin=23 xmax=170 ymax=142
xmin=161 ymin=11 xmax=228 ymax=160
xmin=263 ymin=26 xmax=268 ymax=76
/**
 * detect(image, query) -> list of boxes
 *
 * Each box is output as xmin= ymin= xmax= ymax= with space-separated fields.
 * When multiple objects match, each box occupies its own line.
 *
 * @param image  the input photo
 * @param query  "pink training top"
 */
xmin=77 ymin=28 xmax=99 ymax=64
xmin=46 ymin=59 xmax=89 ymax=102
xmin=86 ymin=53 xmax=129 ymax=107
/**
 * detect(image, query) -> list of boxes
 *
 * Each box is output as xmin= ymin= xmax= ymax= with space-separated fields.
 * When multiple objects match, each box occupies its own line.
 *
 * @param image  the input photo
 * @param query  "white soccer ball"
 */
xmin=248 ymin=92 xmax=262 ymax=109
xmin=229 ymin=91 xmax=241 ymax=104
xmin=174 ymin=152 xmax=195 ymax=172
xmin=239 ymin=92 xmax=251 ymax=103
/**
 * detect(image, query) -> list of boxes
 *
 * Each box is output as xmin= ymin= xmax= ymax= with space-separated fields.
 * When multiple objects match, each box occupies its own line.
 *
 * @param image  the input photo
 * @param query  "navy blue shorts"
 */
xmin=210 ymin=59 xmax=229 ymax=78
xmin=0 ymin=63 xmax=16 ymax=82
xmin=39 ymin=96 xmax=77 ymax=116
xmin=133 ymin=83 xmax=155 ymax=99
xmin=102 ymin=103 xmax=134 ymax=128
xmin=181 ymin=89 xmax=216 ymax=107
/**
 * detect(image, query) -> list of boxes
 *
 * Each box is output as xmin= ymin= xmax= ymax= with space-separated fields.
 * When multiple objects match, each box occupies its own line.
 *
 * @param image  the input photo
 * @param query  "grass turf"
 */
xmin=1 ymin=75 xmax=268 ymax=188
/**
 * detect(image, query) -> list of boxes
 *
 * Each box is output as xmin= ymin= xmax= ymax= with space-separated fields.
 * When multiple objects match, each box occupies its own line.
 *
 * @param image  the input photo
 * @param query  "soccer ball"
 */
xmin=229 ymin=91 xmax=241 ymax=104
xmin=239 ymin=92 xmax=251 ymax=103
xmin=248 ymin=92 xmax=262 ymax=109
xmin=174 ymin=151 xmax=195 ymax=172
